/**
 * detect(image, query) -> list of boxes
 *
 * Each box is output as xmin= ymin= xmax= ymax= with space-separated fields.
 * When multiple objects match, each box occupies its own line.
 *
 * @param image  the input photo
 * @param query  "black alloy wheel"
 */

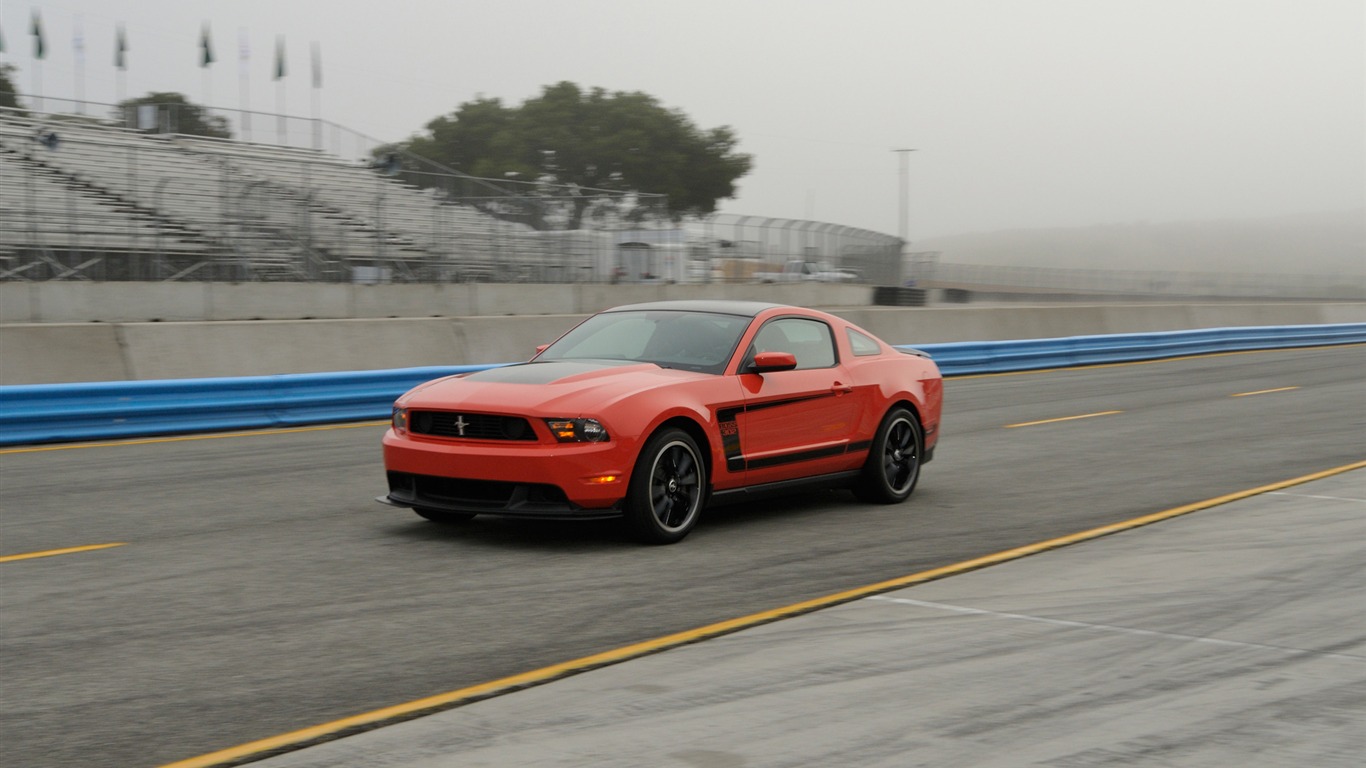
xmin=625 ymin=428 xmax=706 ymax=544
xmin=854 ymin=406 xmax=923 ymax=503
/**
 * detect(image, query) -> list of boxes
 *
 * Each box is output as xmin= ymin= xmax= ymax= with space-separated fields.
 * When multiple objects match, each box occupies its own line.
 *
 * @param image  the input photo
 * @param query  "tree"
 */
xmin=396 ymin=82 xmax=752 ymax=227
xmin=0 ymin=64 xmax=22 ymax=111
xmin=114 ymin=92 xmax=231 ymax=138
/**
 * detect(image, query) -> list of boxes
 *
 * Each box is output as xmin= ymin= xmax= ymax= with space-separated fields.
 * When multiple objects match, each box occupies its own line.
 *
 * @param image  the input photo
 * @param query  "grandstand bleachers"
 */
xmin=0 ymin=119 xmax=212 ymax=279
xmin=0 ymin=109 xmax=605 ymax=282
xmin=2 ymin=108 xmax=902 ymax=286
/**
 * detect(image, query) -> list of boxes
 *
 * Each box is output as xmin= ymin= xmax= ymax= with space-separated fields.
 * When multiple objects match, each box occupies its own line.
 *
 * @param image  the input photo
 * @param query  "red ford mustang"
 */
xmin=380 ymin=300 xmax=942 ymax=543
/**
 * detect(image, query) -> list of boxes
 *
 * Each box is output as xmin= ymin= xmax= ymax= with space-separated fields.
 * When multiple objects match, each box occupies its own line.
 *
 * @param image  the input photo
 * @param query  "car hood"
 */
xmin=397 ymin=360 xmax=710 ymax=416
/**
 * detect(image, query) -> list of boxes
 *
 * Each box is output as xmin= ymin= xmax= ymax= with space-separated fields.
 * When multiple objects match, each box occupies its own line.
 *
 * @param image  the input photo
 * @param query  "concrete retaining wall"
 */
xmin=0 ymin=281 xmax=874 ymax=323
xmin=833 ymin=302 xmax=1366 ymax=346
xmin=4 ymin=301 xmax=1363 ymax=385
xmin=0 ymin=324 xmax=133 ymax=382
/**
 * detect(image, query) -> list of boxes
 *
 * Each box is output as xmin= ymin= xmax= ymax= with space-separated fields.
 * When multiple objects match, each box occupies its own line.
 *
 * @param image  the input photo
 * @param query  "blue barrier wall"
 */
xmin=3 ymin=324 xmax=1363 ymax=446
xmin=911 ymin=324 xmax=1366 ymax=376
xmin=0 ymin=366 xmax=489 ymax=446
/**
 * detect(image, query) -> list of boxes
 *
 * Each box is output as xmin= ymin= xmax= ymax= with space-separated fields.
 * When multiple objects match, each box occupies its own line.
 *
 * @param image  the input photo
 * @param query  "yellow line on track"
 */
xmin=1232 ymin=386 xmax=1300 ymax=397
xmin=1005 ymin=410 xmax=1123 ymax=428
xmin=156 ymin=459 xmax=1366 ymax=768
xmin=0 ymin=542 xmax=127 ymax=563
xmin=0 ymin=422 xmax=389 ymax=455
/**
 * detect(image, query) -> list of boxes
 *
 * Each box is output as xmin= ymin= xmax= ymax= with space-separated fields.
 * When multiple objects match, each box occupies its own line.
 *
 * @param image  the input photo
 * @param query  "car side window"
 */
xmin=847 ymin=328 xmax=882 ymax=356
xmin=751 ymin=318 xmax=836 ymax=370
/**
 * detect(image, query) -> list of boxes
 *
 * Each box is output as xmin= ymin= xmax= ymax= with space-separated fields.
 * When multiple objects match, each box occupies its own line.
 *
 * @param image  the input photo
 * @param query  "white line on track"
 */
xmin=867 ymin=595 xmax=1366 ymax=662
xmin=1267 ymin=491 xmax=1366 ymax=503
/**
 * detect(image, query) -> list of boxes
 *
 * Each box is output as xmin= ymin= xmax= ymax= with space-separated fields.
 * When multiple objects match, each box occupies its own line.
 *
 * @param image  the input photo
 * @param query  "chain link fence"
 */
xmin=694 ymin=214 xmax=904 ymax=285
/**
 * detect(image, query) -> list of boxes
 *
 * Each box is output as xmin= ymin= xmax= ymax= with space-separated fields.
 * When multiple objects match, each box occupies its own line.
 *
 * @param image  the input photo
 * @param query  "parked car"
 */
xmin=380 ymin=300 xmax=942 ymax=543
xmin=754 ymin=260 xmax=860 ymax=283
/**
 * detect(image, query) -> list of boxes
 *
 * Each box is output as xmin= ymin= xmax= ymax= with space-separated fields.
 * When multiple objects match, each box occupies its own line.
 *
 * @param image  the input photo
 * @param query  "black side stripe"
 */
xmin=716 ymin=396 xmax=874 ymax=473
xmin=745 ymin=444 xmax=847 ymax=470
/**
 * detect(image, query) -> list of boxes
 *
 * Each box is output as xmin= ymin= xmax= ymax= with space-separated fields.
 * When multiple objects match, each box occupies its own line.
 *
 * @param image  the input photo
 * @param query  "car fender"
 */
xmin=601 ymin=378 xmax=745 ymax=489
xmin=853 ymin=357 xmax=942 ymax=443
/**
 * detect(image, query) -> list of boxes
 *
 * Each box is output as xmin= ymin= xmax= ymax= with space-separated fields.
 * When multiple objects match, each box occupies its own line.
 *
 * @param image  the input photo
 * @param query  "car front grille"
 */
xmin=387 ymin=472 xmax=572 ymax=511
xmin=408 ymin=411 xmax=537 ymax=441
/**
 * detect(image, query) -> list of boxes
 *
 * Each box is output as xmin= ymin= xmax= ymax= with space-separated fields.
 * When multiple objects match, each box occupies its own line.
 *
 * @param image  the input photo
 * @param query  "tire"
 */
xmin=624 ymin=428 xmax=706 ymax=544
xmin=413 ymin=507 xmax=476 ymax=524
xmin=854 ymin=407 xmax=923 ymax=504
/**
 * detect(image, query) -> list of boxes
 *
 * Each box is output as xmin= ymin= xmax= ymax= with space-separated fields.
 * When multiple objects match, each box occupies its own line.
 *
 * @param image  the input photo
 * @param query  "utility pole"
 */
xmin=892 ymin=148 xmax=917 ymax=247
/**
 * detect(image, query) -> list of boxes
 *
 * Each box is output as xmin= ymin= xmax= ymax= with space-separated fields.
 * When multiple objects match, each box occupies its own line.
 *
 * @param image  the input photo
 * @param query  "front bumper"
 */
xmin=381 ymin=429 xmax=634 ymax=516
xmin=380 ymin=471 xmax=623 ymax=520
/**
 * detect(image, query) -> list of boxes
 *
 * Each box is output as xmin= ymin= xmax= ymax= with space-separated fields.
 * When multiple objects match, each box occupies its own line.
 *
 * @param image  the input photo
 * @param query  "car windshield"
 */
xmin=536 ymin=310 xmax=750 ymax=374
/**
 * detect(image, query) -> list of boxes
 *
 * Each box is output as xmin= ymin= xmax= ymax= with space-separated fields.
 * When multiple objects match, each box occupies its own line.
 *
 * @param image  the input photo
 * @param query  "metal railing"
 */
xmin=696 ymin=214 xmax=905 ymax=285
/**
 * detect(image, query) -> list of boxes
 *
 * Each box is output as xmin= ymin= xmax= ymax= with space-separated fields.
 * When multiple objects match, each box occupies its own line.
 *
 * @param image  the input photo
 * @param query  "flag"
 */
xmin=115 ymin=25 xmax=128 ymax=70
xmin=31 ymin=11 xmax=45 ymax=60
xmin=200 ymin=23 xmax=214 ymax=67
xmin=274 ymin=36 xmax=286 ymax=80
xmin=311 ymin=42 xmax=321 ymax=88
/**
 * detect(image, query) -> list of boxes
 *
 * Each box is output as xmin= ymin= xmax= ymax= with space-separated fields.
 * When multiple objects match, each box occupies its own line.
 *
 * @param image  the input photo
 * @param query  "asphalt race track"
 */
xmin=2 ymin=345 xmax=1363 ymax=768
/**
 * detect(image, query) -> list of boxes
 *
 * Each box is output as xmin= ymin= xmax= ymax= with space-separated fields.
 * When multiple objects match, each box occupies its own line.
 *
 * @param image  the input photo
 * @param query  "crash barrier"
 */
xmin=0 ymin=366 xmax=487 ymax=446
xmin=2 ymin=324 xmax=1363 ymax=446
xmin=910 ymin=323 xmax=1366 ymax=376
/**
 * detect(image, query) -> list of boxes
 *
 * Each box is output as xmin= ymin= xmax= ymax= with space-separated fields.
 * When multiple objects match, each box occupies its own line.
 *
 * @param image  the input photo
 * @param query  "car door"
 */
xmin=727 ymin=316 xmax=868 ymax=485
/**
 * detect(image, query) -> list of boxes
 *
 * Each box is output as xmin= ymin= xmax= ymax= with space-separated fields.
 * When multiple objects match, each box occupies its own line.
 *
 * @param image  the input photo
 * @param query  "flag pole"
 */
xmin=274 ymin=35 xmax=286 ymax=145
xmin=239 ymin=28 xmax=251 ymax=141
xmin=73 ymin=15 xmax=85 ymax=114
xmin=30 ymin=11 xmax=45 ymax=116
xmin=115 ymin=25 xmax=128 ymax=114
xmin=200 ymin=22 xmax=214 ymax=126
xmin=311 ymin=41 xmax=321 ymax=150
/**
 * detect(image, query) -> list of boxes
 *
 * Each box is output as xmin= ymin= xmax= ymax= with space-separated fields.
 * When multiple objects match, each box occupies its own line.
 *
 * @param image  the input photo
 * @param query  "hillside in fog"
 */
xmin=914 ymin=210 xmax=1365 ymax=278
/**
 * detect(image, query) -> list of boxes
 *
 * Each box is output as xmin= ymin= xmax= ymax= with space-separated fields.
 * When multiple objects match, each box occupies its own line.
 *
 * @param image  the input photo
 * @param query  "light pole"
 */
xmin=892 ymin=149 xmax=917 ymax=248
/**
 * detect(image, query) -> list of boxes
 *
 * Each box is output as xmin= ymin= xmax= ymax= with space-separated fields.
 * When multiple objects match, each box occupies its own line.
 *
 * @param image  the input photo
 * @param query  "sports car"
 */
xmin=380 ymin=300 xmax=942 ymax=543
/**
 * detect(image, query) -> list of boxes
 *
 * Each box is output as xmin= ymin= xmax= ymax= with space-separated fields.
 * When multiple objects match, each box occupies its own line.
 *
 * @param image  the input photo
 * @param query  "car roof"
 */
xmin=603 ymin=300 xmax=788 ymax=317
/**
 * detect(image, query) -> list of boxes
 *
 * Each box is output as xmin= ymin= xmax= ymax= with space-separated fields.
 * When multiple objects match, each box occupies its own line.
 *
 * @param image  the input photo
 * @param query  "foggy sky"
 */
xmin=2 ymin=0 xmax=1362 ymax=241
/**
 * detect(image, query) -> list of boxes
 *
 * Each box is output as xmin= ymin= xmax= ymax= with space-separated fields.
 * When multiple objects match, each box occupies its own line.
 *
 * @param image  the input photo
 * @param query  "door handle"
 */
xmin=831 ymin=382 xmax=853 ymax=394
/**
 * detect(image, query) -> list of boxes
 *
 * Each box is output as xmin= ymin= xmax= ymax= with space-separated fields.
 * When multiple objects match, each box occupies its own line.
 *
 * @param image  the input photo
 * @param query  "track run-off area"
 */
xmin=2 ymin=344 xmax=1363 ymax=767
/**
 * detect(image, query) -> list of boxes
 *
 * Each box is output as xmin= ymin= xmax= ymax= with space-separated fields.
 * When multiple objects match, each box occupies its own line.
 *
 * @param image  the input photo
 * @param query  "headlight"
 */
xmin=545 ymin=418 xmax=610 ymax=443
xmin=392 ymin=407 xmax=408 ymax=434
